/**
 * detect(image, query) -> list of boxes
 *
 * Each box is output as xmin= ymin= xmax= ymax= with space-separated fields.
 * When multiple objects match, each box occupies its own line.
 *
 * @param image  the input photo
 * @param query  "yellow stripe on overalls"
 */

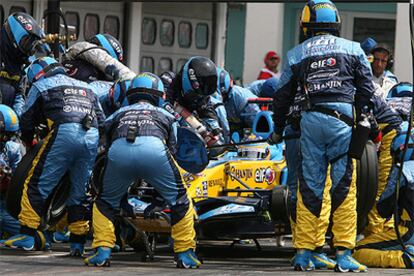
xmin=19 ymin=130 xmax=55 ymax=229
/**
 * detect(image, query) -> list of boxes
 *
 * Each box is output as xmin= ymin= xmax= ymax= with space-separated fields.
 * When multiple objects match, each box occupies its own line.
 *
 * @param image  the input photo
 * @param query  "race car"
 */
xmin=5 ymin=105 xmax=378 ymax=260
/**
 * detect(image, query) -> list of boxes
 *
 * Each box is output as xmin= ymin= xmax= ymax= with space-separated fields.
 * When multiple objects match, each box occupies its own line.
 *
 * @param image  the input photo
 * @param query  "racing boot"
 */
xmin=293 ymin=249 xmax=315 ymax=271
xmin=310 ymin=251 xmax=336 ymax=269
xmin=176 ymin=249 xmax=201 ymax=268
xmin=335 ymin=249 xmax=368 ymax=272
xmin=1 ymin=234 xmax=35 ymax=251
xmin=402 ymin=245 xmax=414 ymax=268
xmin=53 ymin=231 xmax=70 ymax=243
xmin=70 ymin=243 xmax=85 ymax=257
xmin=84 ymin=247 xmax=111 ymax=267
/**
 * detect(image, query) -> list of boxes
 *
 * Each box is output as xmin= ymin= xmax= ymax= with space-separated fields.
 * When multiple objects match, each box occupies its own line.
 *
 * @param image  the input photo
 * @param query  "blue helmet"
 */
xmin=126 ymin=73 xmax=165 ymax=106
xmin=109 ymin=79 xmax=131 ymax=109
xmin=0 ymin=104 xmax=19 ymax=133
xmin=216 ymin=67 xmax=232 ymax=98
xmin=181 ymin=56 xmax=217 ymax=98
xmin=300 ymin=0 xmax=341 ymax=39
xmin=27 ymin=56 xmax=66 ymax=84
xmin=387 ymin=82 xmax=413 ymax=98
xmin=3 ymin=12 xmax=45 ymax=56
xmin=360 ymin=37 xmax=378 ymax=56
xmin=391 ymin=122 xmax=414 ymax=162
xmin=89 ymin=34 xmax=123 ymax=62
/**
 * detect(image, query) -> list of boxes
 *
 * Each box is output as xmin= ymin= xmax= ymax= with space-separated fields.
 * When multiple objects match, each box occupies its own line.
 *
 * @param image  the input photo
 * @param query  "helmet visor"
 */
xmin=20 ymin=35 xmax=41 ymax=56
xmin=197 ymin=75 xmax=218 ymax=96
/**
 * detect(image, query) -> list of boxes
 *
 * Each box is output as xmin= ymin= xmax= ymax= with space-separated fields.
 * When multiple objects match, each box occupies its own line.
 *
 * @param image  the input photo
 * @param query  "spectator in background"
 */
xmin=257 ymin=51 xmax=281 ymax=80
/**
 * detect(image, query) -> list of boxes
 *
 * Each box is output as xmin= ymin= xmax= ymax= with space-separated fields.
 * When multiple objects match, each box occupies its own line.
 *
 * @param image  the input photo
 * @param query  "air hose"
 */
xmin=393 ymin=0 xmax=414 ymax=258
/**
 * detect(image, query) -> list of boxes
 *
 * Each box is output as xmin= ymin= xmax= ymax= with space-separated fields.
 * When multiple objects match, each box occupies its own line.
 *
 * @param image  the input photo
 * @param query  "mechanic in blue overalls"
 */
xmin=353 ymin=122 xmax=414 ymax=268
xmin=0 ymin=12 xmax=45 ymax=117
xmin=167 ymin=57 xmax=225 ymax=156
xmin=98 ymin=79 xmax=131 ymax=117
xmin=352 ymin=82 xmax=413 ymax=268
xmin=2 ymin=57 xmax=104 ymax=256
xmin=269 ymin=0 xmax=374 ymax=272
xmin=84 ymin=73 xmax=200 ymax=268
xmin=0 ymin=105 xmax=22 ymax=239
xmin=63 ymin=33 xmax=124 ymax=83
xmin=216 ymin=68 xmax=261 ymax=134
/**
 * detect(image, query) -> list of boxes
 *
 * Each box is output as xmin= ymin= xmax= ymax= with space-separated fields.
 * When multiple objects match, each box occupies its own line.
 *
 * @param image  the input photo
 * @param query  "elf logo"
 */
xmin=310 ymin=57 xmax=336 ymax=69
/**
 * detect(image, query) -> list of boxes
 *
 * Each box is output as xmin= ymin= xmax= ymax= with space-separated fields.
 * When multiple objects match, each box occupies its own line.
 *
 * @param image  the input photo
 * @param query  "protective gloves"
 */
xmin=267 ymin=129 xmax=283 ymax=145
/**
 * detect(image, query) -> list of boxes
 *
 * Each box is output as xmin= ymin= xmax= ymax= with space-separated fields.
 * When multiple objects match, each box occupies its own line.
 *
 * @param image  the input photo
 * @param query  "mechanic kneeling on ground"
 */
xmin=0 ymin=105 xmax=23 ymax=239
xmin=353 ymin=121 xmax=414 ymax=268
xmin=2 ymin=57 xmax=104 ymax=255
xmin=84 ymin=73 xmax=200 ymax=268
xmin=269 ymin=0 xmax=374 ymax=272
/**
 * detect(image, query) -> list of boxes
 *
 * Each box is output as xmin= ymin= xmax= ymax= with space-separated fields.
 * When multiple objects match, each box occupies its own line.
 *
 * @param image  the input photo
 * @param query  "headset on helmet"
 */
xmin=387 ymin=82 xmax=413 ymax=98
xmin=300 ymin=0 xmax=341 ymax=39
xmin=0 ymin=104 xmax=19 ymax=133
xmin=159 ymin=71 xmax=176 ymax=92
xmin=216 ymin=67 xmax=232 ymax=98
xmin=181 ymin=56 xmax=218 ymax=98
xmin=3 ymin=12 xmax=45 ymax=56
xmin=371 ymin=45 xmax=394 ymax=71
xmin=391 ymin=122 xmax=414 ymax=163
xmin=126 ymin=73 xmax=165 ymax=106
xmin=27 ymin=56 xmax=66 ymax=84
xmin=88 ymin=34 xmax=123 ymax=62
xmin=109 ymin=79 xmax=131 ymax=109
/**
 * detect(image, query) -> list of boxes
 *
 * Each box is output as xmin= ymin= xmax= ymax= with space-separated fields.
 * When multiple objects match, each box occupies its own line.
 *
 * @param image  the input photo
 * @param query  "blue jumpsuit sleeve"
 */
xmin=167 ymin=121 xmax=178 ymax=156
xmin=12 ymin=93 xmax=25 ymax=118
xmin=20 ymin=86 xmax=42 ymax=144
xmin=238 ymin=87 xmax=260 ymax=127
xmin=93 ymin=93 xmax=106 ymax=128
xmin=210 ymin=96 xmax=230 ymax=143
xmin=6 ymin=141 xmax=22 ymax=172
xmin=272 ymin=59 xmax=297 ymax=133
xmin=215 ymin=105 xmax=230 ymax=143
xmin=353 ymin=49 xmax=376 ymax=108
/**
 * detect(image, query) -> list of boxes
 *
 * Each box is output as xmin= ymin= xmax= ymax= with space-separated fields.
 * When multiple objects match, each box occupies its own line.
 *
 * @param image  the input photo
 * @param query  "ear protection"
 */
xmin=182 ymin=57 xmax=200 ymax=94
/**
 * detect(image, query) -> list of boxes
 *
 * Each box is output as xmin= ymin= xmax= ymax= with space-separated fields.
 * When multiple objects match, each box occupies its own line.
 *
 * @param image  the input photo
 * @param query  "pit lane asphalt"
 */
xmin=0 ymin=239 xmax=409 ymax=275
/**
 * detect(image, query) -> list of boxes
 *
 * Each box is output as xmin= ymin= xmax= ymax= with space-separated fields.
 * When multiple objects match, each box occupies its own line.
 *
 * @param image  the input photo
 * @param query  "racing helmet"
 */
xmin=300 ymin=0 xmax=341 ymax=39
xmin=126 ymin=73 xmax=165 ymax=106
xmin=109 ymin=79 xmax=131 ymax=109
xmin=88 ymin=34 xmax=123 ymax=62
xmin=387 ymin=82 xmax=413 ymax=98
xmin=27 ymin=56 xmax=66 ymax=84
xmin=391 ymin=122 xmax=414 ymax=163
xmin=216 ymin=67 xmax=233 ymax=98
xmin=159 ymin=71 xmax=176 ymax=92
xmin=0 ymin=104 xmax=19 ymax=133
xmin=3 ymin=12 xmax=45 ymax=56
xmin=181 ymin=56 xmax=218 ymax=99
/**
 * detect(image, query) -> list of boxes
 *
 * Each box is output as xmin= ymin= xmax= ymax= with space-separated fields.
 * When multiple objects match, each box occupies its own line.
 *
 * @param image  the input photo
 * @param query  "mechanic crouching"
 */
xmin=2 ymin=57 xmax=104 ymax=255
xmin=353 ymin=122 xmax=414 ymax=268
xmin=0 ymin=105 xmax=23 ymax=239
xmin=84 ymin=73 xmax=200 ymax=268
xmin=167 ymin=56 xmax=225 ymax=156
xmin=269 ymin=0 xmax=374 ymax=272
